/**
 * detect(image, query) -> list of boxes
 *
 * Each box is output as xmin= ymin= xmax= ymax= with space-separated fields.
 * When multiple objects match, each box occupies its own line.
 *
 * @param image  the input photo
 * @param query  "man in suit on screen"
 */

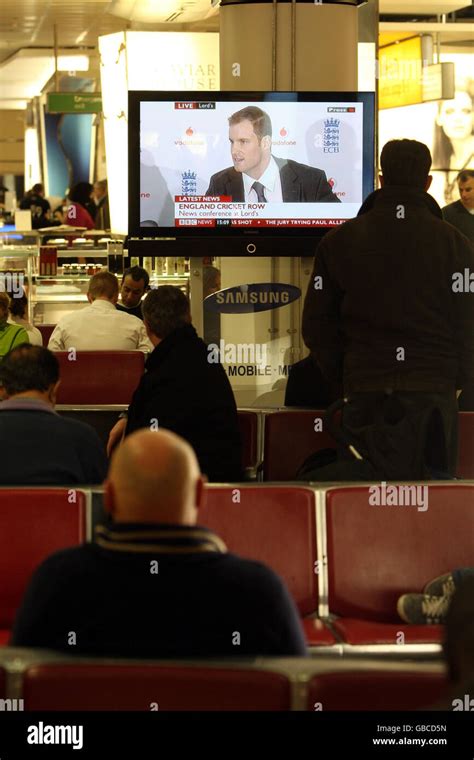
xmin=205 ymin=106 xmax=340 ymax=204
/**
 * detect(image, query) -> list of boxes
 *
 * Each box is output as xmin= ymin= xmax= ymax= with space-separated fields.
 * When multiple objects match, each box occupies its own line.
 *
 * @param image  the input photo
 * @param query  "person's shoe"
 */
xmin=423 ymin=573 xmax=455 ymax=598
xmin=397 ymin=593 xmax=451 ymax=625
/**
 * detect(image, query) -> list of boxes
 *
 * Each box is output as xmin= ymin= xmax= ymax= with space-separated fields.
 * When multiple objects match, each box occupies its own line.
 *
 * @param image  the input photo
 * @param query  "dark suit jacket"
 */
xmin=206 ymin=156 xmax=340 ymax=203
xmin=442 ymin=200 xmax=474 ymax=243
xmin=125 ymin=324 xmax=242 ymax=482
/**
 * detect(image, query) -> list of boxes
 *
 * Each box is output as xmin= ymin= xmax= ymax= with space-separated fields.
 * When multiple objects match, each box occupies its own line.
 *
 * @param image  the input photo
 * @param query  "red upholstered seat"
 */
xmin=201 ymin=486 xmax=335 ymax=646
xmin=331 ymin=619 xmax=443 ymax=645
xmin=0 ymin=489 xmax=86 ymax=633
xmin=457 ymin=412 xmax=474 ymax=478
xmin=307 ymin=671 xmax=448 ymax=711
xmin=237 ymin=411 xmax=259 ymax=475
xmin=54 ymin=351 xmax=145 ymax=404
xmin=23 ymin=664 xmax=291 ymax=710
xmin=0 ymin=630 xmax=10 ymax=646
xmin=37 ymin=324 xmax=55 ymax=346
xmin=263 ymin=410 xmax=337 ymax=481
xmin=325 ymin=485 xmax=474 ymax=645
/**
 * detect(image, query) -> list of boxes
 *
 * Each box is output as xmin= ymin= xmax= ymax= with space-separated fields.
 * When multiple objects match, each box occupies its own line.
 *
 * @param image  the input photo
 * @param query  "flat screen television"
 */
xmin=128 ymin=91 xmax=375 ymax=256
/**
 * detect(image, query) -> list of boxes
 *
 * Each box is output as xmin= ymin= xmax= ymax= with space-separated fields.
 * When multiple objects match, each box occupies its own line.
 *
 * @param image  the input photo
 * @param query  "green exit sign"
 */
xmin=47 ymin=92 xmax=102 ymax=114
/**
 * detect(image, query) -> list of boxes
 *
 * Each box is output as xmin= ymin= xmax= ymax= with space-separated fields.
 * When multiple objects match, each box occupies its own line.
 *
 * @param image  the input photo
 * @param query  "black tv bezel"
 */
xmin=128 ymin=90 xmax=375 ymax=257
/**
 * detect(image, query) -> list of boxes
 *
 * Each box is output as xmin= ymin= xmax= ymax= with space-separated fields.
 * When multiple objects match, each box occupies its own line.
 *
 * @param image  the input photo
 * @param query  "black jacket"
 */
xmin=11 ymin=522 xmax=307 ymax=658
xmin=126 ymin=324 xmax=242 ymax=482
xmin=206 ymin=156 xmax=340 ymax=203
xmin=116 ymin=302 xmax=144 ymax=320
xmin=442 ymin=200 xmax=474 ymax=243
xmin=302 ymin=186 xmax=474 ymax=393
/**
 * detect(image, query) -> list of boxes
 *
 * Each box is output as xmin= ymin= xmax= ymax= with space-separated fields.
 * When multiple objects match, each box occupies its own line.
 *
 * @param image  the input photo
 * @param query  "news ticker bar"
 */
xmin=0 ymin=711 xmax=472 ymax=756
xmin=176 ymin=219 xmax=346 ymax=228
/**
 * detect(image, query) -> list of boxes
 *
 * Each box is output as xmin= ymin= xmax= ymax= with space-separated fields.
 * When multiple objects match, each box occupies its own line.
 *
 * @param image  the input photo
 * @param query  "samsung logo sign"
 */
xmin=205 ymin=283 xmax=301 ymax=314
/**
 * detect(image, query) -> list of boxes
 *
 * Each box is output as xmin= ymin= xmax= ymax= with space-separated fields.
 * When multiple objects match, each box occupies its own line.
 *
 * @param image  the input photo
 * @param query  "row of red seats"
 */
xmin=46 ymin=351 xmax=474 ymax=479
xmin=0 ymin=651 xmax=447 ymax=710
xmin=1 ymin=484 xmax=472 ymax=651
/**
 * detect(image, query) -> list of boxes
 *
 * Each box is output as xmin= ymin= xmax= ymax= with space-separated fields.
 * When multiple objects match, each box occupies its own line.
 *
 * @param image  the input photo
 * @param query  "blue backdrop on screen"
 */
xmin=44 ymin=112 xmax=93 ymax=198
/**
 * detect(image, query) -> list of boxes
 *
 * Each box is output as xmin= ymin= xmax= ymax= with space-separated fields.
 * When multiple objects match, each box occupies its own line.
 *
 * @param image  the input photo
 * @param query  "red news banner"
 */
xmin=174 ymin=196 xmax=345 ymax=228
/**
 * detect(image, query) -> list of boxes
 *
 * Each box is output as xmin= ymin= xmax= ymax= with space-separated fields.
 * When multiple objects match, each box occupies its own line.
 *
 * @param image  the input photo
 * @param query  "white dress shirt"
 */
xmin=242 ymin=156 xmax=283 ymax=203
xmin=48 ymin=299 xmax=152 ymax=352
xmin=8 ymin=317 xmax=43 ymax=346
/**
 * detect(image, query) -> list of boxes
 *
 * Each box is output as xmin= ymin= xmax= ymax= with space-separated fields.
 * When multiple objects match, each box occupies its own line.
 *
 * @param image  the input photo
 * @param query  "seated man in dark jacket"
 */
xmin=11 ymin=429 xmax=307 ymax=657
xmin=0 ymin=344 xmax=107 ymax=485
xmin=108 ymin=286 xmax=242 ymax=482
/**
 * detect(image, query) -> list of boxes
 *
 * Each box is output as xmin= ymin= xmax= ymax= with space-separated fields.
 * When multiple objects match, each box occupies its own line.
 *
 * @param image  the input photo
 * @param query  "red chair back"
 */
xmin=54 ymin=351 xmax=144 ymax=404
xmin=326 ymin=484 xmax=474 ymax=622
xmin=23 ymin=664 xmax=290 ymax=710
xmin=263 ymin=410 xmax=337 ymax=480
xmin=37 ymin=324 xmax=55 ymax=346
xmin=457 ymin=412 xmax=474 ymax=478
xmin=237 ymin=411 xmax=259 ymax=473
xmin=201 ymin=485 xmax=318 ymax=615
xmin=0 ymin=489 xmax=86 ymax=628
xmin=307 ymin=671 xmax=448 ymax=711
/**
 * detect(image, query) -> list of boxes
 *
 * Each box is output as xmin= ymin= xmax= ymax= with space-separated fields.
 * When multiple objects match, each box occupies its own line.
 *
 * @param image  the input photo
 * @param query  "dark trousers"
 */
xmin=341 ymin=390 xmax=459 ymax=477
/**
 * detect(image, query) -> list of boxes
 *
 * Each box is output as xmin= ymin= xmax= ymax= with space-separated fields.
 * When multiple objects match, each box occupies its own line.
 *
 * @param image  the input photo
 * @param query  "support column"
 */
xmin=220 ymin=0 xmax=359 ymax=91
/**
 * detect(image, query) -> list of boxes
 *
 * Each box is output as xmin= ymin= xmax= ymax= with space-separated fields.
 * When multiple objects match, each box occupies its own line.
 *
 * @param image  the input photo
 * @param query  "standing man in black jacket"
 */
xmin=108 ymin=286 xmax=242 ymax=482
xmin=302 ymin=139 xmax=474 ymax=476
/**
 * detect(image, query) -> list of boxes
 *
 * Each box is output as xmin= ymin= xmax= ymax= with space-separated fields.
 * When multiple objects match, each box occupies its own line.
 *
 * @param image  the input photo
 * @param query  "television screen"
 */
xmin=128 ymin=91 xmax=375 ymax=255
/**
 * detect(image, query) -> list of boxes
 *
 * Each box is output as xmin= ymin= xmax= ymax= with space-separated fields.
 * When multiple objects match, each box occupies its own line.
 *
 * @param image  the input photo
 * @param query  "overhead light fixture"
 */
xmin=57 ymin=55 xmax=89 ymax=71
xmin=109 ymin=0 xmax=183 ymax=22
xmin=108 ymin=0 xmax=216 ymax=23
xmin=75 ymin=31 xmax=88 ymax=44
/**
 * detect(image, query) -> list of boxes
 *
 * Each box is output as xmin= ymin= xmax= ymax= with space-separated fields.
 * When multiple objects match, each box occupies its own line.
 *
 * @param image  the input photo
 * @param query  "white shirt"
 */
xmin=242 ymin=156 xmax=283 ymax=203
xmin=48 ymin=299 xmax=152 ymax=352
xmin=8 ymin=316 xmax=43 ymax=346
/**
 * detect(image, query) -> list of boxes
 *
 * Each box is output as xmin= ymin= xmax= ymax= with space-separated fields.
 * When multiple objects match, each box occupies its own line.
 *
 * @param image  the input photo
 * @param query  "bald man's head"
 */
xmin=105 ymin=429 xmax=206 ymax=524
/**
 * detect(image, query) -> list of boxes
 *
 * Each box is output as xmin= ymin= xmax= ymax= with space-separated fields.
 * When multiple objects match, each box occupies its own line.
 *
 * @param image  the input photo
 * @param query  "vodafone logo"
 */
xmin=328 ymin=178 xmax=346 ymax=197
xmin=175 ymin=126 xmax=205 ymax=147
xmin=272 ymin=126 xmax=295 ymax=146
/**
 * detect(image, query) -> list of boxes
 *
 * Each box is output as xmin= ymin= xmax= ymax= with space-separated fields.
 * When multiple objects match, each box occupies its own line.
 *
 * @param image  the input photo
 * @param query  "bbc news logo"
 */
xmin=175 ymin=102 xmax=216 ymax=109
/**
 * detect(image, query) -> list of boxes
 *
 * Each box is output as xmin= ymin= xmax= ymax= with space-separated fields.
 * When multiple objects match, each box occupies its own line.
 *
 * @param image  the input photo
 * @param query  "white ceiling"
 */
xmin=0 ymin=0 xmax=219 ymax=64
xmin=0 ymin=0 xmax=471 ymax=109
xmin=380 ymin=0 xmax=469 ymax=13
xmin=0 ymin=48 xmax=93 ymax=105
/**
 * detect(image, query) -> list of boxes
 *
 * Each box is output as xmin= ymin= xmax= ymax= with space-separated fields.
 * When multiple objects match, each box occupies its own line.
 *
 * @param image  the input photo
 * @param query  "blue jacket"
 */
xmin=0 ymin=398 xmax=107 ymax=485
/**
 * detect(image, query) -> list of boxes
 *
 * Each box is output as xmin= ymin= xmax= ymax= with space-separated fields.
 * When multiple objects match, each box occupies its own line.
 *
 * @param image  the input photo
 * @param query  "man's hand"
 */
xmin=107 ymin=418 xmax=127 ymax=457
